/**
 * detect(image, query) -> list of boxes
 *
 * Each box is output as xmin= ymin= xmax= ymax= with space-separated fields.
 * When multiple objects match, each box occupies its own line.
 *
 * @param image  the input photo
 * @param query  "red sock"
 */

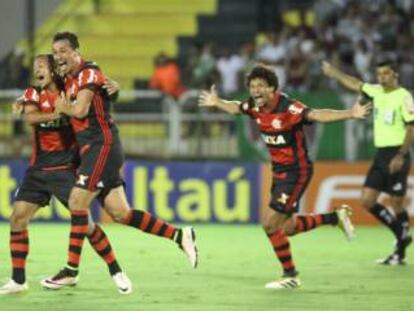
xmin=267 ymin=230 xmax=297 ymax=276
xmin=122 ymin=209 xmax=177 ymax=240
xmin=67 ymin=210 xmax=89 ymax=269
xmin=10 ymin=230 xmax=29 ymax=284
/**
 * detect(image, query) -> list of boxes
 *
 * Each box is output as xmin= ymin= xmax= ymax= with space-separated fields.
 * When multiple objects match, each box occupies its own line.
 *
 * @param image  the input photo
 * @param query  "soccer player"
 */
xmin=41 ymin=32 xmax=198 ymax=290
xmin=198 ymin=64 xmax=371 ymax=289
xmin=0 ymin=54 xmax=131 ymax=295
xmin=322 ymin=60 xmax=414 ymax=265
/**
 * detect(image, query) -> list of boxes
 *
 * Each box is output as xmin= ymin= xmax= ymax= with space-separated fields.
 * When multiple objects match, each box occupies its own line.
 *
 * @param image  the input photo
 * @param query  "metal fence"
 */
xmin=0 ymin=89 xmax=241 ymax=160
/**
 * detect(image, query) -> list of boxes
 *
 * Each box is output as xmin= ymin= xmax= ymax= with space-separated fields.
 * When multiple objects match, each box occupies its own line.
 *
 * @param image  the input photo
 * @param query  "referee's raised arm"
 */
xmin=321 ymin=60 xmax=363 ymax=92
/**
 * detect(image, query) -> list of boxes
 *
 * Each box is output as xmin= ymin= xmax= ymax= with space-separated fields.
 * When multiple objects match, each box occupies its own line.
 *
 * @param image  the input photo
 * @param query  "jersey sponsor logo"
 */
xmin=77 ymin=174 xmax=89 ymax=186
xmin=271 ymin=118 xmax=282 ymax=129
xmin=262 ymin=133 xmax=286 ymax=145
xmin=288 ymin=103 xmax=304 ymax=115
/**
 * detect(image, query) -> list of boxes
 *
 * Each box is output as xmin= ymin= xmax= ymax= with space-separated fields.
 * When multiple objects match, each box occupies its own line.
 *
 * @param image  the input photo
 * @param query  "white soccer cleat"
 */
xmin=0 ymin=279 xmax=28 ymax=294
xmin=180 ymin=227 xmax=198 ymax=269
xmin=40 ymin=268 xmax=79 ymax=290
xmin=265 ymin=276 xmax=301 ymax=289
xmin=112 ymin=272 xmax=133 ymax=295
xmin=336 ymin=204 xmax=355 ymax=241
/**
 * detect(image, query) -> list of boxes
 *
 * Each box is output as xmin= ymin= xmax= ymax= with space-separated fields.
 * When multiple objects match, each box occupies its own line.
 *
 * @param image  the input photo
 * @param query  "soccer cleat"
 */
xmin=265 ymin=276 xmax=301 ymax=289
xmin=336 ymin=204 xmax=355 ymax=241
xmin=376 ymin=253 xmax=406 ymax=266
xmin=112 ymin=272 xmax=133 ymax=295
xmin=40 ymin=267 xmax=79 ymax=290
xmin=180 ymin=227 xmax=198 ymax=269
xmin=395 ymin=235 xmax=412 ymax=257
xmin=0 ymin=279 xmax=28 ymax=294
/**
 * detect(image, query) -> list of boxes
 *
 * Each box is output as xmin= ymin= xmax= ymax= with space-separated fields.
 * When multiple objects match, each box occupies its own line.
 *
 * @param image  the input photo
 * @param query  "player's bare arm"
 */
xmin=389 ymin=124 xmax=414 ymax=174
xmin=23 ymin=103 xmax=60 ymax=125
xmin=321 ymin=61 xmax=363 ymax=92
xmin=198 ymin=85 xmax=241 ymax=115
xmin=306 ymin=100 xmax=371 ymax=123
xmin=55 ymin=89 xmax=93 ymax=118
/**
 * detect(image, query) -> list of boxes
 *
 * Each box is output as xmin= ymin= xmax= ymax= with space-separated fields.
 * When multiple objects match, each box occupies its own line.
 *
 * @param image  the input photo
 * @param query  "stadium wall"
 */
xmin=0 ymin=160 xmax=413 ymax=225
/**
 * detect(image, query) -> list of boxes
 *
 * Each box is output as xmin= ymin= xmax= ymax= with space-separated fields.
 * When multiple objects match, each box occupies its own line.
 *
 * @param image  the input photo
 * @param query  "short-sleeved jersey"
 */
xmin=240 ymin=92 xmax=312 ymax=173
xmin=64 ymin=60 xmax=119 ymax=146
xmin=361 ymin=83 xmax=414 ymax=147
xmin=22 ymin=87 xmax=77 ymax=170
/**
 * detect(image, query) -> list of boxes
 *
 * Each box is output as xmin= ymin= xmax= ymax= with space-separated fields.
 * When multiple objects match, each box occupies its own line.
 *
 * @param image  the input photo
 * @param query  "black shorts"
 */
xmin=76 ymin=142 xmax=125 ymax=199
xmin=269 ymin=166 xmax=313 ymax=215
xmin=15 ymin=168 xmax=75 ymax=207
xmin=364 ymin=147 xmax=411 ymax=196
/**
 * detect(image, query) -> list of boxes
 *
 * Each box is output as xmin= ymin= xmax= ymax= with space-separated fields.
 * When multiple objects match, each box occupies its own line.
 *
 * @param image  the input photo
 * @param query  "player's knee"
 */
xmin=361 ymin=196 xmax=375 ymax=210
xmin=261 ymin=219 xmax=282 ymax=234
xmin=10 ymin=210 xmax=30 ymax=231
xmin=106 ymin=206 xmax=129 ymax=223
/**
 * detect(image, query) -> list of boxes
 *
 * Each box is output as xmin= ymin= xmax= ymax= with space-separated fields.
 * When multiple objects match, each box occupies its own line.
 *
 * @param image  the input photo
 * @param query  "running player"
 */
xmin=0 ymin=54 xmax=131 ymax=295
xmin=199 ymin=64 xmax=371 ymax=289
xmin=41 ymin=32 xmax=198 ymax=290
xmin=322 ymin=59 xmax=414 ymax=265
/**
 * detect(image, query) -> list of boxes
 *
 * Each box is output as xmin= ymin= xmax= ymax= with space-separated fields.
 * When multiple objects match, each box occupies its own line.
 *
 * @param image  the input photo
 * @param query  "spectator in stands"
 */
xmin=187 ymin=43 xmax=216 ymax=89
xmin=0 ymin=48 xmax=30 ymax=89
xmin=150 ymin=52 xmax=187 ymax=99
xmin=216 ymin=48 xmax=244 ymax=96
xmin=285 ymin=43 xmax=310 ymax=93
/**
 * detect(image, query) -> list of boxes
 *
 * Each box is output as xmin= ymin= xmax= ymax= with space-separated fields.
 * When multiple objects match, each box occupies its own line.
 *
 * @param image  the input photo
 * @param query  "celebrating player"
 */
xmin=0 ymin=54 xmax=130 ymax=295
xmin=199 ymin=64 xmax=371 ymax=289
xmin=322 ymin=59 xmax=414 ymax=265
xmin=41 ymin=32 xmax=198 ymax=291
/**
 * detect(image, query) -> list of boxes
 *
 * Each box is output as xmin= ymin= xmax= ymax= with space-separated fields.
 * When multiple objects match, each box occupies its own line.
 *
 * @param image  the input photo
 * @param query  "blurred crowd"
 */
xmin=151 ymin=0 xmax=414 ymax=98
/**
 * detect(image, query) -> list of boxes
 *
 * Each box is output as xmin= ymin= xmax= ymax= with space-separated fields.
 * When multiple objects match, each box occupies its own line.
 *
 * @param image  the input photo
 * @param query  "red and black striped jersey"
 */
xmin=64 ymin=60 xmax=118 ymax=146
xmin=22 ymin=87 xmax=78 ymax=170
xmin=240 ymin=92 xmax=312 ymax=172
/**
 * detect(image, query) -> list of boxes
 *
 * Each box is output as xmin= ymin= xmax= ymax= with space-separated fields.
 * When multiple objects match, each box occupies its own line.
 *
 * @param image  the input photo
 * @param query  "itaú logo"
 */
xmin=313 ymin=176 xmax=414 ymax=214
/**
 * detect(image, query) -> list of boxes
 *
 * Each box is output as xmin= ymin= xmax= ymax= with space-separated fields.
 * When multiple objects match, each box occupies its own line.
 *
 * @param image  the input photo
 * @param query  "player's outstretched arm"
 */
xmin=306 ymin=99 xmax=372 ymax=123
xmin=321 ymin=61 xmax=363 ymax=92
xmin=198 ymin=85 xmax=241 ymax=115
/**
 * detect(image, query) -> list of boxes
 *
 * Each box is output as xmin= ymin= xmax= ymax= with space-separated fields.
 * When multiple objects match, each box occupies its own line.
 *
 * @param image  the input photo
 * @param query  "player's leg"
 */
xmin=102 ymin=185 xmax=198 ymax=269
xmin=0 ymin=201 xmax=38 ymax=294
xmin=41 ymin=187 xmax=97 ymax=289
xmin=52 ymin=170 xmax=125 ymax=283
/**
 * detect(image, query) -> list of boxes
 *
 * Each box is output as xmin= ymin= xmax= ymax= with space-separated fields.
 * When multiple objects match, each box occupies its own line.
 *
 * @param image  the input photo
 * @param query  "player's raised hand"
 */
xmin=12 ymin=95 xmax=25 ymax=115
xmin=351 ymin=99 xmax=372 ymax=119
xmin=199 ymin=84 xmax=219 ymax=107
xmin=103 ymin=77 xmax=120 ymax=96
xmin=321 ymin=61 xmax=337 ymax=77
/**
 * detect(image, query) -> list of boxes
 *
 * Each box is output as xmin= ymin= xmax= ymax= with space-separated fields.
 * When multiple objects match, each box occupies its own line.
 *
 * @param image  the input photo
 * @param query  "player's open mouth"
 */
xmin=58 ymin=61 xmax=67 ymax=69
xmin=36 ymin=75 xmax=45 ymax=82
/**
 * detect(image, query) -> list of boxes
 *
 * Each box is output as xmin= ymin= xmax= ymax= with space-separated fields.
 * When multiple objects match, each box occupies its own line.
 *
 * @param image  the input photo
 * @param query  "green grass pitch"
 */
xmin=0 ymin=224 xmax=413 ymax=311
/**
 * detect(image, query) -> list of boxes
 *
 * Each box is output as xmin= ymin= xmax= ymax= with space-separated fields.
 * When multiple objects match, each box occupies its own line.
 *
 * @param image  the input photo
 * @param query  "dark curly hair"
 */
xmin=53 ymin=31 xmax=80 ymax=50
xmin=245 ymin=64 xmax=279 ymax=90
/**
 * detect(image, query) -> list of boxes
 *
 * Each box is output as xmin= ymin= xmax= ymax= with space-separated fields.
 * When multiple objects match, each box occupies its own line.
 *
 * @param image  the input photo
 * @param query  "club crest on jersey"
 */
xmin=288 ymin=103 xmax=304 ymax=115
xmin=277 ymin=193 xmax=290 ymax=204
xmin=271 ymin=118 xmax=282 ymax=129
xmin=261 ymin=133 xmax=286 ymax=145
xmin=77 ymin=174 xmax=89 ymax=186
xmin=41 ymin=101 xmax=51 ymax=109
